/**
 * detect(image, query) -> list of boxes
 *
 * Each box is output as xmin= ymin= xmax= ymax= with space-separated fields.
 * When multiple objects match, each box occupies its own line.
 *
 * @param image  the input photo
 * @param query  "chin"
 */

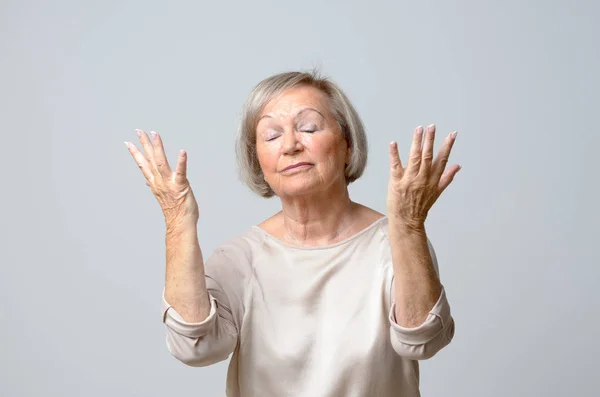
xmin=275 ymin=180 xmax=322 ymax=197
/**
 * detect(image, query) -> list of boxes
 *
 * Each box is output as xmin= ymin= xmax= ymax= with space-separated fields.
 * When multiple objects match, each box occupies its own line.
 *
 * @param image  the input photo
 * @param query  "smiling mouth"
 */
xmin=281 ymin=162 xmax=313 ymax=172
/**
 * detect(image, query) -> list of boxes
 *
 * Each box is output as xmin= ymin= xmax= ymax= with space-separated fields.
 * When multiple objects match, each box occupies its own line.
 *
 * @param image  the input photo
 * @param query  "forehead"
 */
xmin=260 ymin=85 xmax=332 ymax=118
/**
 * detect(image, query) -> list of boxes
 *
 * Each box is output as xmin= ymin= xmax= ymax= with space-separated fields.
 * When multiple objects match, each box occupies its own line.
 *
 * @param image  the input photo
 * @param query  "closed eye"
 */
xmin=265 ymin=131 xmax=282 ymax=141
xmin=299 ymin=125 xmax=318 ymax=133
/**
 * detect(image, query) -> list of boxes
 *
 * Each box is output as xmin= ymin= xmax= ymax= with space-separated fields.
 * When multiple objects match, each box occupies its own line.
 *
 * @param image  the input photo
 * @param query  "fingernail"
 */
xmin=151 ymin=131 xmax=158 ymax=138
xmin=451 ymin=131 xmax=457 ymax=139
xmin=124 ymin=141 xmax=131 ymax=148
xmin=428 ymin=124 xmax=436 ymax=131
xmin=135 ymin=129 xmax=142 ymax=137
xmin=416 ymin=126 xmax=423 ymax=135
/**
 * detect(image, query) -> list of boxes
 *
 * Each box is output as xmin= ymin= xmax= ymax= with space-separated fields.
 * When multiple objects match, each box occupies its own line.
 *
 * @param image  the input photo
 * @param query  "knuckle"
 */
xmin=396 ymin=181 xmax=409 ymax=191
xmin=404 ymin=182 xmax=419 ymax=192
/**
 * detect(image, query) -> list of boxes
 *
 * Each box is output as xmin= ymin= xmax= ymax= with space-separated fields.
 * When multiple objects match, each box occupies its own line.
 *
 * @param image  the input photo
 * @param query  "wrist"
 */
xmin=387 ymin=215 xmax=426 ymax=237
xmin=165 ymin=213 xmax=198 ymax=234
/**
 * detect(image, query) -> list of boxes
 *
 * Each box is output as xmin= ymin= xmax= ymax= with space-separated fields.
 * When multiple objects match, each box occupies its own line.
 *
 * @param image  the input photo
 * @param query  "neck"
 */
xmin=277 ymin=181 xmax=356 ymax=246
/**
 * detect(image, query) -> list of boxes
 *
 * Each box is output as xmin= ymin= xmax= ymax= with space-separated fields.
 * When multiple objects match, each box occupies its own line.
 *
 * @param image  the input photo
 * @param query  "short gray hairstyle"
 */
xmin=236 ymin=70 xmax=368 ymax=198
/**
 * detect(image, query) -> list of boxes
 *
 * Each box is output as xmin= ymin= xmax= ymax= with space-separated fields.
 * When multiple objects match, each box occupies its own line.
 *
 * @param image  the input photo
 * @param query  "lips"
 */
xmin=281 ymin=162 xmax=313 ymax=172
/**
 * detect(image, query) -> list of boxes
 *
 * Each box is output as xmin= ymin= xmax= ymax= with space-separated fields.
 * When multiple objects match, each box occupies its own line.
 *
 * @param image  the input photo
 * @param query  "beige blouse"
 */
xmin=161 ymin=217 xmax=455 ymax=397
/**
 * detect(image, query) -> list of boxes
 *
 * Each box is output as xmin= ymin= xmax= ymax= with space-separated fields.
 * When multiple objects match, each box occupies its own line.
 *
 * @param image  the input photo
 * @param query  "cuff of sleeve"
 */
xmin=389 ymin=287 xmax=451 ymax=345
xmin=161 ymin=289 xmax=218 ymax=339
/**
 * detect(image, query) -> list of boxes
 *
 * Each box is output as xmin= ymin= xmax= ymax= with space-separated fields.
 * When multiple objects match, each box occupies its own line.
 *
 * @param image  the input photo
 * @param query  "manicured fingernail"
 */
xmin=416 ymin=126 xmax=423 ymax=135
xmin=450 ymin=131 xmax=457 ymax=139
xmin=428 ymin=124 xmax=436 ymax=131
xmin=124 ymin=141 xmax=131 ymax=148
xmin=135 ymin=129 xmax=142 ymax=137
xmin=151 ymin=131 xmax=157 ymax=138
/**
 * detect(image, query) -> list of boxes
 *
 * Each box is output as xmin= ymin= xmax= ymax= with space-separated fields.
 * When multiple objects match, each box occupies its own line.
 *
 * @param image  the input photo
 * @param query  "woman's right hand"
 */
xmin=125 ymin=129 xmax=199 ymax=225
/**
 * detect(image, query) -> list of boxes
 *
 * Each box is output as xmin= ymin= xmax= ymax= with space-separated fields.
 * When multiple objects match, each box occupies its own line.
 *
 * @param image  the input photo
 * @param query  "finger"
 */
xmin=420 ymin=124 xmax=436 ymax=178
xmin=136 ymin=129 xmax=156 ymax=163
xmin=432 ymin=131 xmax=457 ymax=181
xmin=174 ymin=150 xmax=188 ymax=182
xmin=150 ymin=131 xmax=172 ymax=178
xmin=125 ymin=142 xmax=154 ymax=182
xmin=406 ymin=125 xmax=424 ymax=176
xmin=437 ymin=164 xmax=461 ymax=196
xmin=388 ymin=141 xmax=404 ymax=178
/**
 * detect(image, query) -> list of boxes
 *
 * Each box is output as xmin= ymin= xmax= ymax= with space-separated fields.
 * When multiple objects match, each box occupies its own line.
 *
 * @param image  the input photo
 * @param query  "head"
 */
xmin=236 ymin=70 xmax=368 ymax=198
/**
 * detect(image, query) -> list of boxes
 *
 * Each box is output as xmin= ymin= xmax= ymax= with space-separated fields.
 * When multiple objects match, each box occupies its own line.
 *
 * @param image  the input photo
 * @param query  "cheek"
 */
xmin=256 ymin=145 xmax=279 ymax=172
xmin=305 ymin=135 xmax=346 ymax=165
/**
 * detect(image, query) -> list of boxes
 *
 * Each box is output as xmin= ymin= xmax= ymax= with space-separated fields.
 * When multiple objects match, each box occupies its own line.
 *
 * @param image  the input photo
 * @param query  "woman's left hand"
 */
xmin=387 ymin=124 xmax=460 ymax=232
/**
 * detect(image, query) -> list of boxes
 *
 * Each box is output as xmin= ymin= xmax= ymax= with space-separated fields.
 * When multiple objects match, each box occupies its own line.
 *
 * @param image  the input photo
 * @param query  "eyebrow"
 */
xmin=258 ymin=107 xmax=325 ymax=122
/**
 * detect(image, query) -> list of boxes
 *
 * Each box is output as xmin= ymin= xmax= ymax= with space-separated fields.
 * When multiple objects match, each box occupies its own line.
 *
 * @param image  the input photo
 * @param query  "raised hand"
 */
xmin=387 ymin=124 xmax=460 ymax=231
xmin=125 ymin=130 xmax=199 ymax=225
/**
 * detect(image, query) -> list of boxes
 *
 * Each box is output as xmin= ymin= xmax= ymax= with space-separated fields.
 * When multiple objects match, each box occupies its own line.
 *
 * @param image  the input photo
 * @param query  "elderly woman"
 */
xmin=125 ymin=71 xmax=459 ymax=397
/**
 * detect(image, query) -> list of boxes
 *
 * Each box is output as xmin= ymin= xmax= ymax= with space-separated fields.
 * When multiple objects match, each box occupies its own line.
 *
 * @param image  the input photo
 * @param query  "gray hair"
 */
xmin=235 ymin=70 xmax=368 ymax=198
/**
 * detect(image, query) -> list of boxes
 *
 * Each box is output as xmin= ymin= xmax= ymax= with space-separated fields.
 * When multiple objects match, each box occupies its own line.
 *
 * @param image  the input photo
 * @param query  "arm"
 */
xmin=163 ymin=216 xmax=211 ymax=323
xmin=388 ymin=221 xmax=441 ymax=328
xmin=386 ymin=124 xmax=460 ymax=360
xmin=161 ymin=216 xmax=238 ymax=367
xmin=125 ymin=129 xmax=236 ymax=366
xmin=161 ymin=223 xmax=238 ymax=366
xmin=387 ymin=221 xmax=454 ymax=360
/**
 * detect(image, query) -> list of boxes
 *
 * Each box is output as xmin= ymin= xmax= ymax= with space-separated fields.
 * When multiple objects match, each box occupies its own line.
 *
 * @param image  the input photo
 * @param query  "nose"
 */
xmin=282 ymin=130 xmax=303 ymax=155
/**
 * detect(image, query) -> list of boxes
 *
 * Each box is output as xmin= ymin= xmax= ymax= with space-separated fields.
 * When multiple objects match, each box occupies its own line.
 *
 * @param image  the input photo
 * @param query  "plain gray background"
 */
xmin=1 ymin=0 xmax=598 ymax=396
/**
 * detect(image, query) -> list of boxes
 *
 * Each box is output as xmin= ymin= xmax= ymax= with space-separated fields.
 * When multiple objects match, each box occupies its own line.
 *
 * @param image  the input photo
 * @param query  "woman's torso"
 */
xmin=220 ymin=217 xmax=421 ymax=397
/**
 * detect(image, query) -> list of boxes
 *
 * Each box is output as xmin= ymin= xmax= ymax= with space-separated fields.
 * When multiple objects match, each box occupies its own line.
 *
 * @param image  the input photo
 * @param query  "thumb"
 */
xmin=389 ymin=141 xmax=404 ymax=177
xmin=174 ymin=149 xmax=188 ymax=183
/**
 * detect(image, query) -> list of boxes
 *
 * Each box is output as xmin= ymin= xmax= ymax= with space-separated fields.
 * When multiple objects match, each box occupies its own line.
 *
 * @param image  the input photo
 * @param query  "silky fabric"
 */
xmin=161 ymin=217 xmax=454 ymax=397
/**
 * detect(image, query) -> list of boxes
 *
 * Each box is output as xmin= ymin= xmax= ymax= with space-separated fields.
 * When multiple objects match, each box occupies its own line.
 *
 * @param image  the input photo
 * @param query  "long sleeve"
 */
xmin=161 ymin=244 xmax=250 ymax=367
xmin=158 ymin=220 xmax=453 ymax=396
xmin=387 ymin=238 xmax=455 ymax=360
xmin=162 ymin=287 xmax=238 ymax=366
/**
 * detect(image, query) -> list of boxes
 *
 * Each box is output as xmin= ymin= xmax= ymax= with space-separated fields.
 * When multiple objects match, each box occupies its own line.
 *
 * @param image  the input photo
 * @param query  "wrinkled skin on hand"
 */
xmin=125 ymin=130 xmax=199 ymax=225
xmin=387 ymin=124 xmax=460 ymax=232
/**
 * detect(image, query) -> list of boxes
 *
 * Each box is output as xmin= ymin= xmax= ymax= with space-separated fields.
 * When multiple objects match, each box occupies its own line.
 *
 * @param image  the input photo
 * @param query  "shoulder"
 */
xmin=346 ymin=203 xmax=386 ymax=242
xmin=353 ymin=202 xmax=384 ymax=223
xmin=204 ymin=227 xmax=264 ymax=274
xmin=256 ymin=211 xmax=285 ymax=238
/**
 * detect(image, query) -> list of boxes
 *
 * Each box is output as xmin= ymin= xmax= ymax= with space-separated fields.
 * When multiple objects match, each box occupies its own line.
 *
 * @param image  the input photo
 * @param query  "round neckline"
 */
xmin=251 ymin=216 xmax=388 ymax=251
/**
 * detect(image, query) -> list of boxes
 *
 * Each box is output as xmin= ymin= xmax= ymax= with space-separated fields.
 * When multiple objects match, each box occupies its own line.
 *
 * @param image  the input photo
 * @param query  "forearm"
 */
xmin=388 ymin=218 xmax=442 ymax=328
xmin=163 ymin=215 xmax=211 ymax=323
